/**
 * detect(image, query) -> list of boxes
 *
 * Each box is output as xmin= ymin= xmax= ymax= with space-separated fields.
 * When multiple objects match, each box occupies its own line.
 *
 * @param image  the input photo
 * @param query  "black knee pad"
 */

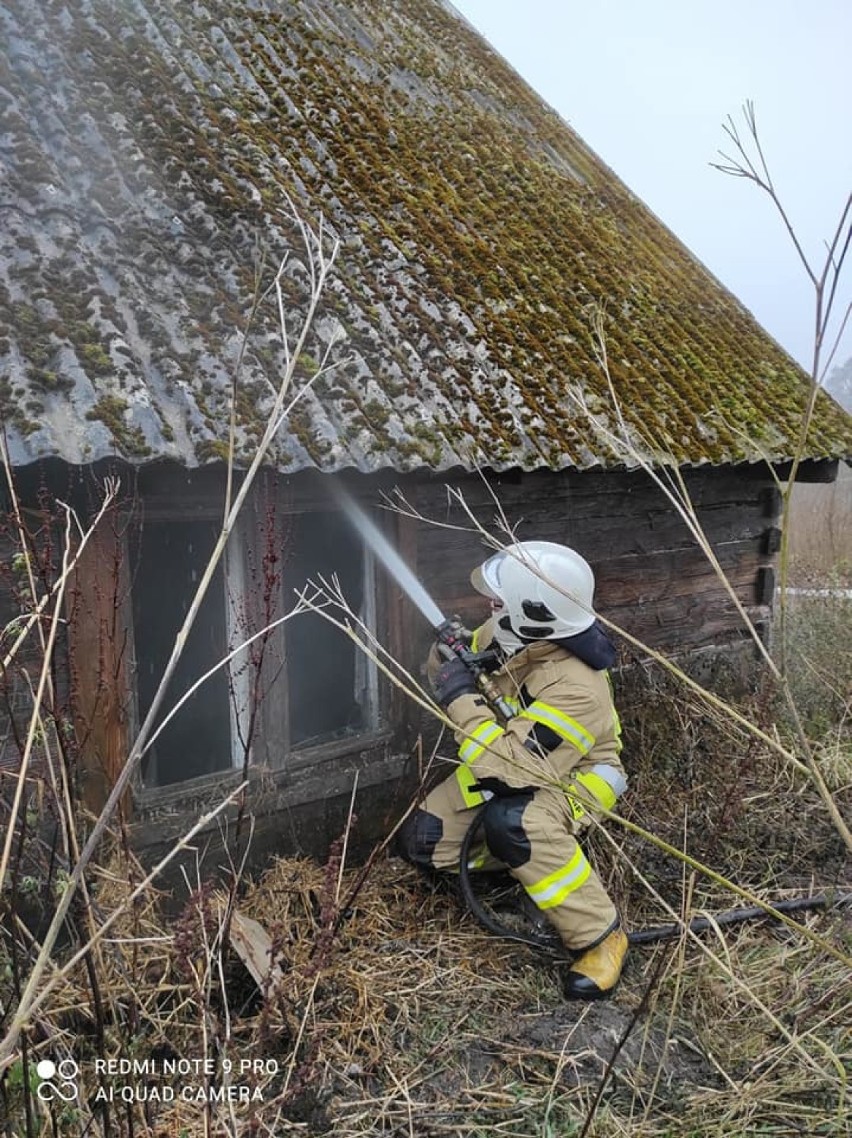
xmin=397 ymin=808 xmax=444 ymax=868
xmin=482 ymin=791 xmax=534 ymax=868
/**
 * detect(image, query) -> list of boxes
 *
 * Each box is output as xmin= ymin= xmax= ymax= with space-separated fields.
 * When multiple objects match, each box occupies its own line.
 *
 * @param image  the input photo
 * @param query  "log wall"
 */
xmin=403 ymin=463 xmax=780 ymax=661
xmin=0 ymin=458 xmax=784 ymax=873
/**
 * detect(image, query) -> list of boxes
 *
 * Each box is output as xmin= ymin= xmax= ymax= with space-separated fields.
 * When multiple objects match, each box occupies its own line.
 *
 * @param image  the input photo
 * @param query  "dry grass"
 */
xmin=787 ymin=465 xmax=852 ymax=584
xmin=2 ymin=751 xmax=849 ymax=1137
xmin=2 ymin=602 xmax=850 ymax=1137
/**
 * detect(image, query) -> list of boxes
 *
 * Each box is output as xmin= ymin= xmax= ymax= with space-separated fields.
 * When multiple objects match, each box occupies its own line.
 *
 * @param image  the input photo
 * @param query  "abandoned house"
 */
xmin=1 ymin=0 xmax=851 ymax=862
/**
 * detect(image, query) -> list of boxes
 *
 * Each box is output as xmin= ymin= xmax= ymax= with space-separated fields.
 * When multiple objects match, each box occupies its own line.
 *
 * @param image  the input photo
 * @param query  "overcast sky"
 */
xmin=450 ymin=0 xmax=851 ymax=376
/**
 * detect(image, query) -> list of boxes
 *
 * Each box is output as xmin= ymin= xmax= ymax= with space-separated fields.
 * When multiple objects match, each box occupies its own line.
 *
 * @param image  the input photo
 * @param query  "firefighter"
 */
xmin=398 ymin=541 xmax=628 ymax=1000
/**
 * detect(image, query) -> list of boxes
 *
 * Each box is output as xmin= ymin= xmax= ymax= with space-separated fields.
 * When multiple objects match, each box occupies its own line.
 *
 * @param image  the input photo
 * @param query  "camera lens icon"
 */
xmin=36 ymin=1058 xmax=79 ymax=1102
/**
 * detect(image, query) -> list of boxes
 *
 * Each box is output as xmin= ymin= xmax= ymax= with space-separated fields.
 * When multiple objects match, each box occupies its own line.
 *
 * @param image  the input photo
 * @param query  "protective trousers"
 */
xmin=400 ymin=636 xmax=627 ymax=952
xmin=402 ymin=763 xmax=618 ymax=950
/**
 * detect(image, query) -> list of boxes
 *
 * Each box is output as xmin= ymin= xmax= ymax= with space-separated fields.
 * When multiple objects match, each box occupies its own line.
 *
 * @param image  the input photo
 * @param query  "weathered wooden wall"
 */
xmin=0 ymin=458 xmax=785 ymax=877
xmin=0 ymin=528 xmax=35 ymax=777
xmin=66 ymin=518 xmax=133 ymax=817
xmin=403 ymin=463 xmax=780 ymax=662
xmin=0 ymin=516 xmax=75 ymax=778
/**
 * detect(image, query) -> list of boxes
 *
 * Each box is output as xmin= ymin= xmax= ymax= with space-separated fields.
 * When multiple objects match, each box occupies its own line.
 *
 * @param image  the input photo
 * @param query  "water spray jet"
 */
xmin=331 ymin=483 xmax=444 ymax=628
xmin=332 ymin=483 xmax=513 ymax=718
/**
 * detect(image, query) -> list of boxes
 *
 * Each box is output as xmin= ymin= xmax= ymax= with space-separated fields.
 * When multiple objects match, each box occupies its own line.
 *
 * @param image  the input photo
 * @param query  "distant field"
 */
xmin=787 ymin=463 xmax=852 ymax=581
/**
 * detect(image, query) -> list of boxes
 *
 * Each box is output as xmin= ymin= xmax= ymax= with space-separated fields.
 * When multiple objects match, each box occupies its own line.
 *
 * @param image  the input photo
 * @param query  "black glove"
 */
xmin=432 ymin=657 xmax=477 ymax=708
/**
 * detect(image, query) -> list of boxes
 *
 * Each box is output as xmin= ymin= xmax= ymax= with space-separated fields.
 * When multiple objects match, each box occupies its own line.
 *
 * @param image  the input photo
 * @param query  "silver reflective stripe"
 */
xmin=590 ymin=763 xmax=628 ymax=798
xmin=521 ymin=700 xmax=595 ymax=754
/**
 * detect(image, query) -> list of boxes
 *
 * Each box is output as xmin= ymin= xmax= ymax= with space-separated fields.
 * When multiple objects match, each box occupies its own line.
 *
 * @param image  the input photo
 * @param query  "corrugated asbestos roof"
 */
xmin=1 ymin=0 xmax=850 ymax=473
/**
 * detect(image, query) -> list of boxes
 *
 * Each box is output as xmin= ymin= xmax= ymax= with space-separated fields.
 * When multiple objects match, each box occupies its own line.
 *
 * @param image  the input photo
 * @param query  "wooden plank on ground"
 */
xmin=229 ymin=910 xmax=284 ymax=989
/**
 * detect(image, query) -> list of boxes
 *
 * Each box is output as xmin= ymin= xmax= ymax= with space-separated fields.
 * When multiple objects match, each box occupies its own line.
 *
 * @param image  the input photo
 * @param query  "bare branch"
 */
xmin=0 ymin=199 xmax=342 ymax=1068
xmin=713 ymin=103 xmax=819 ymax=288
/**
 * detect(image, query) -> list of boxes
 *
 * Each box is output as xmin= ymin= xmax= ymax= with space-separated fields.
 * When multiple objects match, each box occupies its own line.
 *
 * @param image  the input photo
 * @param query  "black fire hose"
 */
xmin=458 ymin=808 xmax=852 ymax=955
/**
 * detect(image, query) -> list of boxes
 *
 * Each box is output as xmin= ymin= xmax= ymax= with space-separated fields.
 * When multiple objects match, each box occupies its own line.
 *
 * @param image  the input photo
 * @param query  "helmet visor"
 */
xmin=470 ymin=551 xmax=505 ymax=599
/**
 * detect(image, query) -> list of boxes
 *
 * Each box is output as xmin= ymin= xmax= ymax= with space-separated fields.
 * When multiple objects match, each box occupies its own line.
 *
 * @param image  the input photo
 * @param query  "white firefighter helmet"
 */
xmin=471 ymin=541 xmax=596 ymax=653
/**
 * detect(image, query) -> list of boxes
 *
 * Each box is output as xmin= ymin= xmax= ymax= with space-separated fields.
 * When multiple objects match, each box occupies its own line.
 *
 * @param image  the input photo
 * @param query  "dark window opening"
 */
xmin=131 ymin=506 xmax=379 ymax=789
xmin=132 ymin=520 xmax=231 ymax=787
xmin=283 ymin=511 xmax=370 ymax=748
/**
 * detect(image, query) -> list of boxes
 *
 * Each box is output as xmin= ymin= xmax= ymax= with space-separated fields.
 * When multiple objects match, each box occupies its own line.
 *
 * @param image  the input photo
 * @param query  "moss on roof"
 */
xmin=1 ymin=0 xmax=850 ymax=471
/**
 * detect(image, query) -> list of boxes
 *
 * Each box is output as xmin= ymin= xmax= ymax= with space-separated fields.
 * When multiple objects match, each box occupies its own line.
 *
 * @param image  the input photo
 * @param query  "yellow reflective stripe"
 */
xmin=564 ymin=766 xmax=626 ymax=819
xmin=520 ymin=700 xmax=595 ymax=755
xmin=456 ymin=719 xmax=503 ymax=808
xmin=470 ymin=626 xmax=480 ymax=652
xmin=526 ymin=847 xmax=591 ymax=910
xmin=564 ymin=786 xmax=587 ymax=822
xmin=607 ymin=671 xmax=623 ymax=755
xmin=458 ymin=720 xmax=504 ymax=765
xmin=574 ymin=769 xmax=617 ymax=811
xmin=612 ymin=707 xmax=623 ymax=755
xmin=503 ymin=697 xmax=521 ymax=716
xmin=455 ymin=763 xmax=485 ymax=808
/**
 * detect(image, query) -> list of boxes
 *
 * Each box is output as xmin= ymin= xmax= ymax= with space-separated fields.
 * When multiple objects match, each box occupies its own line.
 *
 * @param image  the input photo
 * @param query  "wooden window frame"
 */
xmin=71 ymin=487 xmax=391 ymax=807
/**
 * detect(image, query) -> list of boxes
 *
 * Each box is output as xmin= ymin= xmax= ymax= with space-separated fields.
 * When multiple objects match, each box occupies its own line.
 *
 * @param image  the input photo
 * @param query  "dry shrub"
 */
xmin=616 ymin=652 xmax=849 ymax=911
xmin=782 ymin=592 xmax=852 ymax=742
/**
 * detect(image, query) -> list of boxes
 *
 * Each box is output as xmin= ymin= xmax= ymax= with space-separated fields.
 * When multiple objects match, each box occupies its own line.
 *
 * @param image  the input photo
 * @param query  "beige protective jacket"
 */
xmin=433 ymin=619 xmax=626 ymax=808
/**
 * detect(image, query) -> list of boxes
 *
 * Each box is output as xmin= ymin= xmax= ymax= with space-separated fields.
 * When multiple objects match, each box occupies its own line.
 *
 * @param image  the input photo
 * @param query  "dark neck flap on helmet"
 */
xmin=553 ymin=620 xmax=617 ymax=671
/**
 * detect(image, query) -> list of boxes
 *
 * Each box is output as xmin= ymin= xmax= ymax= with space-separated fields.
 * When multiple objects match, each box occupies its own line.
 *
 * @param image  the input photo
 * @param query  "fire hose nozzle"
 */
xmin=435 ymin=619 xmax=515 ymax=722
xmin=434 ymin=617 xmax=467 ymax=653
xmin=475 ymin=675 xmax=516 ymax=723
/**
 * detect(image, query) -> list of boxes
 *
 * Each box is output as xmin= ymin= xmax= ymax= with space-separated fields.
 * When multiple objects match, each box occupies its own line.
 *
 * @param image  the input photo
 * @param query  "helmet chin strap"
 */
xmin=493 ymin=619 xmax=528 ymax=657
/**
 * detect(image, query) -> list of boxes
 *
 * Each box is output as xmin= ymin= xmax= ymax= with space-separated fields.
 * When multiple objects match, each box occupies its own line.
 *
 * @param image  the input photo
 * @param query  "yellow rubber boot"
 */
xmin=564 ymin=926 xmax=628 ymax=1000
